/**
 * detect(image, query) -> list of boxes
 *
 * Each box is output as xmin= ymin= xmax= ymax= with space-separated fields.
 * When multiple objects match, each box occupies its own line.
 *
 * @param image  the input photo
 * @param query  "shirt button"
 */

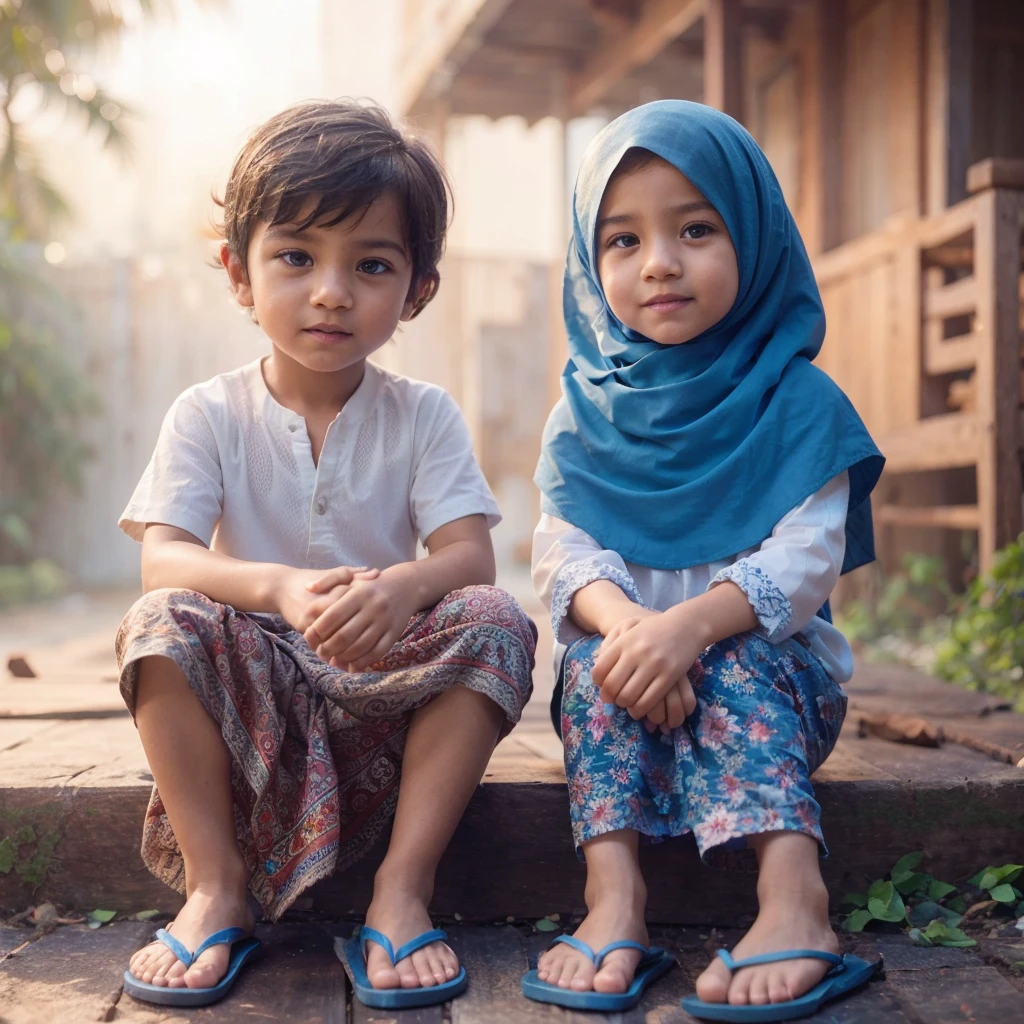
xmin=315 ymin=499 xmax=327 ymax=515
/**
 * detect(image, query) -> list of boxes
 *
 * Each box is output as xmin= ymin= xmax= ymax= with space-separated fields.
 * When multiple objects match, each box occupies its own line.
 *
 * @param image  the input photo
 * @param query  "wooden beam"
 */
xmin=966 ymin=158 xmax=1024 ymax=195
xmin=569 ymin=0 xmax=705 ymax=115
xmin=878 ymin=414 xmax=980 ymax=474
xmin=703 ymin=0 xmax=744 ymax=119
xmin=973 ymin=189 xmax=1024 ymax=571
xmin=924 ymin=331 xmax=978 ymax=375
xmin=924 ymin=275 xmax=977 ymax=319
xmin=397 ymin=0 xmax=514 ymax=116
xmin=876 ymin=504 xmax=981 ymax=531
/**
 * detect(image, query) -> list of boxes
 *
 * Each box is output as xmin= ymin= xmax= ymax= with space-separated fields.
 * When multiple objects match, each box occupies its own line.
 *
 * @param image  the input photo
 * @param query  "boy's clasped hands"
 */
xmin=277 ymin=565 xmax=417 ymax=673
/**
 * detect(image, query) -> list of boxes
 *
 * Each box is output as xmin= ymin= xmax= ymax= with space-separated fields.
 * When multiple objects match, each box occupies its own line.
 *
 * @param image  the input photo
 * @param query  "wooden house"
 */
xmin=397 ymin=0 xmax=1024 ymax=578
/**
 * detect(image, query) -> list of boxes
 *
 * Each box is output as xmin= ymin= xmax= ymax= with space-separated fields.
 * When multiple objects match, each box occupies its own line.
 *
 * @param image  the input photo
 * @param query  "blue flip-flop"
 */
xmin=521 ymin=934 xmax=675 ymax=1011
xmin=122 ymin=927 xmax=261 ymax=1007
xmin=338 ymin=925 xmax=468 ymax=1008
xmin=680 ymin=948 xmax=882 ymax=1021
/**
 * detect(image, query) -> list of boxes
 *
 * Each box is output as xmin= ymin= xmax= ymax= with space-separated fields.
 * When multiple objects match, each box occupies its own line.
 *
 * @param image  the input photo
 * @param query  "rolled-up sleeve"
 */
xmin=532 ymin=514 xmax=645 ymax=645
xmin=709 ymin=471 xmax=849 ymax=642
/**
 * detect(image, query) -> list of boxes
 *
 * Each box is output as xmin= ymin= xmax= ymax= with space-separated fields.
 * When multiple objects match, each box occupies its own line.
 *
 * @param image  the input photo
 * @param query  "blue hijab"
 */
xmin=535 ymin=101 xmax=884 ymax=574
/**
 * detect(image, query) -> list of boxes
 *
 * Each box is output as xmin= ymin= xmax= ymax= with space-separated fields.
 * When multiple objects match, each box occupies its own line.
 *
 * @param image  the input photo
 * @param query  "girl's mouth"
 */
xmin=643 ymin=295 xmax=693 ymax=312
xmin=305 ymin=325 xmax=353 ymax=343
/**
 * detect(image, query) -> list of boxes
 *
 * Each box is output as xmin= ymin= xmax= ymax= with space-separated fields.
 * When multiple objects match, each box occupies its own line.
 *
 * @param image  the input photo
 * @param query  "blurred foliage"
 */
xmin=838 ymin=541 xmax=1024 ymax=712
xmin=0 ymin=235 xmax=100 ymax=562
xmin=934 ymin=536 xmax=1024 ymax=711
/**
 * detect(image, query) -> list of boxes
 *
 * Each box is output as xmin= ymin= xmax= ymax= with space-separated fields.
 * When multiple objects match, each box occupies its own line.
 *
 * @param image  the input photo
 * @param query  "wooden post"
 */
xmin=973 ymin=187 xmax=1024 ymax=571
xmin=703 ymin=0 xmax=743 ymax=121
xmin=546 ymin=75 xmax=571 ymax=417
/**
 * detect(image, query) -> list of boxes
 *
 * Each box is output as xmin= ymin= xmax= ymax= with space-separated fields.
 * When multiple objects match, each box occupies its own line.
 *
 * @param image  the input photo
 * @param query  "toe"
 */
xmin=366 ymin=951 xmax=401 ymax=990
xmin=410 ymin=949 xmax=436 ymax=987
xmin=440 ymin=943 xmax=459 ymax=979
xmin=768 ymin=969 xmax=791 ymax=1004
xmin=748 ymin=971 xmax=770 ymax=1006
xmin=397 ymin=959 xmax=421 ymax=989
xmin=557 ymin=958 xmax=579 ymax=990
xmin=593 ymin=963 xmax=628 ymax=994
xmin=727 ymin=968 xmax=751 ymax=1006
xmin=695 ymin=959 xmax=731 ymax=1004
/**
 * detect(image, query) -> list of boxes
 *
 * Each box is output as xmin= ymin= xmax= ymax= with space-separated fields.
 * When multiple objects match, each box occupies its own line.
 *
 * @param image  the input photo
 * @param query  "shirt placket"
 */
xmin=306 ymin=417 xmax=341 ymax=567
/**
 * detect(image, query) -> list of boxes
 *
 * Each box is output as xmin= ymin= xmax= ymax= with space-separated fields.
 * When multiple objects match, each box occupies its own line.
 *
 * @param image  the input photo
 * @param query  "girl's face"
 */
xmin=595 ymin=156 xmax=739 ymax=346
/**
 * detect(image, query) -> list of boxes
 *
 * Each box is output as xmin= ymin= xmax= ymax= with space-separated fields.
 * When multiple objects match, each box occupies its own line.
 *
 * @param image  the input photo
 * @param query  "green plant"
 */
xmin=841 ymin=852 xmax=975 ymax=947
xmin=934 ymin=537 xmax=1024 ymax=712
xmin=0 ymin=237 xmax=100 ymax=562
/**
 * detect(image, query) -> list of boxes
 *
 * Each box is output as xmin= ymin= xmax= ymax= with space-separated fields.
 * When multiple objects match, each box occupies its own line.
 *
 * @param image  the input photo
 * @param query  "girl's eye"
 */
xmin=682 ymin=223 xmax=713 ymax=240
xmin=608 ymin=233 xmax=639 ymax=250
xmin=280 ymin=250 xmax=312 ymax=268
xmin=358 ymin=258 xmax=391 ymax=275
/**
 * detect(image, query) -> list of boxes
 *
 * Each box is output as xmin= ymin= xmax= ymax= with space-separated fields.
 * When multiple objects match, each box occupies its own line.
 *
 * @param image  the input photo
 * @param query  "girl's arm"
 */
xmin=532 ymin=514 xmax=647 ymax=642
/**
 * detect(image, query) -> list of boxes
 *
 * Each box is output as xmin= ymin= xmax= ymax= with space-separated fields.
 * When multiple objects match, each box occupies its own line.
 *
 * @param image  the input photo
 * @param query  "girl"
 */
xmin=115 ymin=100 xmax=535 ymax=1009
xmin=527 ymin=101 xmax=884 ymax=1020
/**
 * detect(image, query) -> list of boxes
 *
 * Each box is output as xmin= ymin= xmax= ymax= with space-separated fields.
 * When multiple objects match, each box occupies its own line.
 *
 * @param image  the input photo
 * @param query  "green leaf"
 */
xmin=990 ymin=883 xmax=1017 ymax=903
xmin=978 ymin=865 xmax=1023 ymax=890
xmin=134 ymin=909 xmax=160 ymax=921
xmin=907 ymin=900 xmax=962 ymax=929
xmin=88 ymin=909 xmax=116 ymax=923
xmin=908 ymin=927 xmax=932 ymax=947
xmin=969 ymin=868 xmax=991 ymax=888
xmin=843 ymin=909 xmax=874 ymax=932
xmin=947 ymin=896 xmax=967 ymax=914
xmin=842 ymin=892 xmax=868 ymax=909
xmin=867 ymin=882 xmax=906 ymax=923
xmin=891 ymin=852 xmax=924 ymax=877
xmin=534 ymin=919 xmax=558 ymax=933
xmin=867 ymin=879 xmax=891 ymax=901
xmin=894 ymin=872 xmax=929 ymax=896
xmin=927 ymin=880 xmax=957 ymax=901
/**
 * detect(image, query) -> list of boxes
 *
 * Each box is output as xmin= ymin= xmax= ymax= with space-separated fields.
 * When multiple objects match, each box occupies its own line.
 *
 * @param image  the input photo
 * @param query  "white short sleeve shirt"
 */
xmin=120 ymin=359 xmax=501 ymax=570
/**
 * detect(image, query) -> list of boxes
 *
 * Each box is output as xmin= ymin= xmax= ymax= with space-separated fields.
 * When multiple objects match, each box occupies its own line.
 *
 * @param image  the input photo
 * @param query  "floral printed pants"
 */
xmin=557 ymin=631 xmax=846 ymax=858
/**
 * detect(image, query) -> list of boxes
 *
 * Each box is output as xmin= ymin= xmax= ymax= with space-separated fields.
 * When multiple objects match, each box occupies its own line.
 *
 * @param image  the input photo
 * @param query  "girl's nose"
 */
xmin=310 ymin=268 xmax=354 ymax=309
xmin=641 ymin=239 xmax=683 ymax=281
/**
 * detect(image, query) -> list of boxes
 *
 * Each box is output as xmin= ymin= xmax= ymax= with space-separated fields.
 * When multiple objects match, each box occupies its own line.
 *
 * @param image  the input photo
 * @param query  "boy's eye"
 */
xmin=608 ymin=233 xmax=639 ymax=250
xmin=682 ymin=223 xmax=713 ymax=240
xmin=279 ymin=250 xmax=312 ymax=267
xmin=358 ymin=258 xmax=391 ymax=275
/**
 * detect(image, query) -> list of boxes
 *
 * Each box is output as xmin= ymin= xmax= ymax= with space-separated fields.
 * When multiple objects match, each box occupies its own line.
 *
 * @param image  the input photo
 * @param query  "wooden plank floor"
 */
xmin=1 ymin=921 xmax=1023 ymax=1024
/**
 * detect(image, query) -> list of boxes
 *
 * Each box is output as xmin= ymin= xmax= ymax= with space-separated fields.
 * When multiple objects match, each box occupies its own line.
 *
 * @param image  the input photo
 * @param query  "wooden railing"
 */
xmin=813 ymin=159 xmax=1024 ymax=573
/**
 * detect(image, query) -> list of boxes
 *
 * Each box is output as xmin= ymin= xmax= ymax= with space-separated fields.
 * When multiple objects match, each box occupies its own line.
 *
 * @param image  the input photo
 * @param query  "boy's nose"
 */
xmin=310 ymin=270 xmax=354 ymax=309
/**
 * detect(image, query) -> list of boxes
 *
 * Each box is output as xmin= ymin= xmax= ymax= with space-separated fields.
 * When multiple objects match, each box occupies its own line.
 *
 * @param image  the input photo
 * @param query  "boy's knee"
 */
xmin=128 ymin=587 xmax=212 ymax=620
xmin=448 ymin=585 xmax=536 ymax=641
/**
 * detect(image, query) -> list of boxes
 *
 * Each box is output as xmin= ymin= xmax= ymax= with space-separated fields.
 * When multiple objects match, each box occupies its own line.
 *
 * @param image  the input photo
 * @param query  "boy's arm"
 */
xmin=304 ymin=513 xmax=494 ymax=669
xmin=141 ymin=524 xmax=368 ymax=631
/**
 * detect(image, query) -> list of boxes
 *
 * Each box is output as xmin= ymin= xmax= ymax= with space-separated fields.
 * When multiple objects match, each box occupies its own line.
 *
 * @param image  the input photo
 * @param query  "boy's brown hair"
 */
xmin=217 ymin=99 xmax=450 ymax=317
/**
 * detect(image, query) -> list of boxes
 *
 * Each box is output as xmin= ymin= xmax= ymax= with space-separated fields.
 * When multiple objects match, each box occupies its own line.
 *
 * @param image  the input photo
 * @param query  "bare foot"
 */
xmin=695 ymin=879 xmax=838 ymax=1006
xmin=127 ymin=879 xmax=254 ymax=990
xmin=362 ymin=874 xmax=459 ymax=990
xmin=537 ymin=889 xmax=649 ymax=994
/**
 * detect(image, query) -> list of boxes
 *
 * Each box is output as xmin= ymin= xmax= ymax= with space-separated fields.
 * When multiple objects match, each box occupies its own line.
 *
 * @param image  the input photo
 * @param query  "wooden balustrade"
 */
xmin=813 ymin=158 xmax=1024 ymax=573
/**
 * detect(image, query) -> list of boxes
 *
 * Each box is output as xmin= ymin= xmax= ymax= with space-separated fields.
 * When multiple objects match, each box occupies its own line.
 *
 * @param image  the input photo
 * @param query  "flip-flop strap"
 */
xmin=393 ymin=929 xmax=450 ymax=964
xmin=154 ymin=928 xmax=194 ymax=967
xmin=359 ymin=926 xmax=397 ymax=964
xmin=717 ymin=948 xmax=844 ymax=972
xmin=193 ymin=927 xmax=252 ymax=961
xmin=552 ymin=934 xmax=599 ymax=964
xmin=594 ymin=939 xmax=652 ymax=969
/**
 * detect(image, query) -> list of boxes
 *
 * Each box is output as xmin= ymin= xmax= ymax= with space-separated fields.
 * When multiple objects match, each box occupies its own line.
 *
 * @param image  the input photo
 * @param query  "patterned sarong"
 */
xmin=116 ymin=585 xmax=536 ymax=919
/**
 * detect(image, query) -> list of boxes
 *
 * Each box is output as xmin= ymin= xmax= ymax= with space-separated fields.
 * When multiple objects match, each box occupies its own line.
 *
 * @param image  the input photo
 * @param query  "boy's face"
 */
xmin=223 ymin=191 xmax=425 ymax=374
xmin=595 ymin=156 xmax=738 ymax=346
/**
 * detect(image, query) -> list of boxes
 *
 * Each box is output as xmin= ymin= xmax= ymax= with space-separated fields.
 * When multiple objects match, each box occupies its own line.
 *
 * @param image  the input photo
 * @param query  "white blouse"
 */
xmin=120 ymin=358 xmax=501 ymax=571
xmin=532 ymin=471 xmax=854 ymax=682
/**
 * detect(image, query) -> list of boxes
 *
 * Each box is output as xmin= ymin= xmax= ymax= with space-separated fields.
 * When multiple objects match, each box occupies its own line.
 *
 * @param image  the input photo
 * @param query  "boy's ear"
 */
xmin=221 ymin=243 xmax=254 ymax=308
xmin=401 ymin=271 xmax=439 ymax=321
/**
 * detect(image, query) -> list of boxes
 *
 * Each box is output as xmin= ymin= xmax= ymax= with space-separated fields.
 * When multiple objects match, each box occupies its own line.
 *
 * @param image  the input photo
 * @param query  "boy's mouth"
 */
xmin=305 ymin=323 xmax=353 ymax=342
